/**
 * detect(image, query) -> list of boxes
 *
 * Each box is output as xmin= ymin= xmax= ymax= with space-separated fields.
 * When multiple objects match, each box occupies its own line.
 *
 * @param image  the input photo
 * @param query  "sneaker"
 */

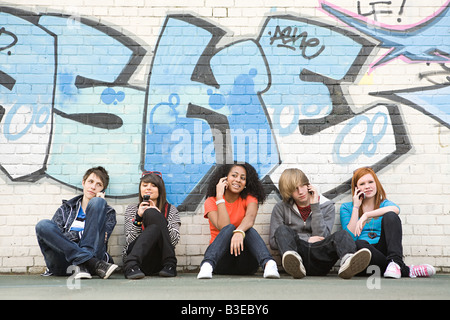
xmin=41 ymin=268 xmax=53 ymax=277
xmin=73 ymin=265 xmax=92 ymax=280
xmin=409 ymin=264 xmax=436 ymax=278
xmin=94 ymin=260 xmax=118 ymax=279
xmin=384 ymin=261 xmax=401 ymax=279
xmin=282 ymin=251 xmax=306 ymax=279
xmin=124 ymin=266 xmax=145 ymax=280
xmin=263 ymin=260 xmax=280 ymax=279
xmin=197 ymin=262 xmax=213 ymax=279
xmin=338 ymin=248 xmax=371 ymax=279
xmin=159 ymin=264 xmax=177 ymax=277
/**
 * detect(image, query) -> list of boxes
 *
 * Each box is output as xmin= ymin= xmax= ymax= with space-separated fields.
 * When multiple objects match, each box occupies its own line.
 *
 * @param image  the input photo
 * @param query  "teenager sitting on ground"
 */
xmin=36 ymin=166 xmax=118 ymax=279
xmin=269 ymin=168 xmax=371 ymax=279
xmin=197 ymin=162 xmax=280 ymax=279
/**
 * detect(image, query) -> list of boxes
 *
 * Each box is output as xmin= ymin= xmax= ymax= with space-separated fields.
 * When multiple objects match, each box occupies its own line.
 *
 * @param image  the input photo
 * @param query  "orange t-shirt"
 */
xmin=204 ymin=195 xmax=258 ymax=244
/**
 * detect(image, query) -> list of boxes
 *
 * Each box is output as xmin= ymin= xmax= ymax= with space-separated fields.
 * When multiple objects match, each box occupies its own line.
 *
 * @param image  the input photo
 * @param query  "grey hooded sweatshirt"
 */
xmin=269 ymin=195 xmax=336 ymax=250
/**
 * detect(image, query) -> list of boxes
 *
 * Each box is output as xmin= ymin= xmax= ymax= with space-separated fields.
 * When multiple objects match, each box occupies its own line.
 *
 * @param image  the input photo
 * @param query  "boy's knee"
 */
xmin=274 ymin=224 xmax=293 ymax=238
xmin=35 ymin=219 xmax=54 ymax=235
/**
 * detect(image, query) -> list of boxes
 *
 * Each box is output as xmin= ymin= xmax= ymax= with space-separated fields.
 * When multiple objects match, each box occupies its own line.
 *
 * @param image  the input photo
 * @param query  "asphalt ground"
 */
xmin=1 ymin=272 xmax=449 ymax=301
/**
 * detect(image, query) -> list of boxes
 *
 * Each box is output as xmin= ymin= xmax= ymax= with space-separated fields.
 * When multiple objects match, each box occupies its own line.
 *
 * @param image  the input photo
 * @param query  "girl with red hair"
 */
xmin=340 ymin=167 xmax=435 ymax=278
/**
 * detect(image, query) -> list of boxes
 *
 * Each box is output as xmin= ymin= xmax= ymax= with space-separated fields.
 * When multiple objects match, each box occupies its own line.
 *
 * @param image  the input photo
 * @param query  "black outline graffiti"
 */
xmin=0 ymin=8 xmax=414 ymax=211
xmin=0 ymin=70 xmax=16 ymax=91
xmin=0 ymin=6 xmax=57 ymax=182
xmin=143 ymin=14 xmax=282 ymax=212
xmin=259 ymin=15 xmax=377 ymax=136
xmin=371 ymin=83 xmax=450 ymax=130
xmin=0 ymin=105 xmax=5 ymax=124
xmin=53 ymin=109 xmax=124 ymax=130
xmin=0 ymin=27 xmax=18 ymax=90
xmin=0 ymin=6 xmax=147 ymax=185
xmin=256 ymin=15 xmax=411 ymax=200
xmin=322 ymin=103 xmax=411 ymax=199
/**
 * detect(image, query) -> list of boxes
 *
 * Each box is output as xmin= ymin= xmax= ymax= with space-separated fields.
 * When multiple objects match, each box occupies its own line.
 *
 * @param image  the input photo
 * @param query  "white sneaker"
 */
xmin=282 ymin=251 xmax=306 ymax=279
xmin=338 ymin=248 xmax=371 ymax=279
xmin=384 ymin=261 xmax=401 ymax=279
xmin=197 ymin=262 xmax=213 ymax=279
xmin=263 ymin=260 xmax=280 ymax=279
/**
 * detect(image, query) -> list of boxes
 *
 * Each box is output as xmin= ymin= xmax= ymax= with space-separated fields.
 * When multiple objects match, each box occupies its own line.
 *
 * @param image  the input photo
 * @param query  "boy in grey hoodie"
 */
xmin=269 ymin=168 xmax=371 ymax=279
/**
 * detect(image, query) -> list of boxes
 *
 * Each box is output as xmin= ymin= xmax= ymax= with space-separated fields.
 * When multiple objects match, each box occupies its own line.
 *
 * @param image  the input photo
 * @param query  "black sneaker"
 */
xmin=94 ymin=260 xmax=118 ymax=279
xmin=124 ymin=266 xmax=145 ymax=280
xmin=159 ymin=264 xmax=177 ymax=277
xmin=73 ymin=265 xmax=93 ymax=280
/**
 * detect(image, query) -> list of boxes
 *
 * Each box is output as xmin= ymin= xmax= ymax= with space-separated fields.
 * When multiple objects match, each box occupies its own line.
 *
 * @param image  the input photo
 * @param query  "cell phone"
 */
xmin=143 ymin=195 xmax=150 ymax=202
xmin=359 ymin=192 xmax=365 ymax=200
xmin=307 ymin=184 xmax=313 ymax=195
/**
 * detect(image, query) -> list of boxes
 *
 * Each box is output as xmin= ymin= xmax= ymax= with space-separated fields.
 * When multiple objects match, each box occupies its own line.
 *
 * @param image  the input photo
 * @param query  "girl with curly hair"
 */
xmin=197 ymin=162 xmax=280 ymax=279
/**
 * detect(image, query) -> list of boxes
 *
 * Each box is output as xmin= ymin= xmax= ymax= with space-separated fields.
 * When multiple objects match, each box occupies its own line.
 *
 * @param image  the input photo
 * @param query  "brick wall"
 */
xmin=0 ymin=0 xmax=449 ymax=273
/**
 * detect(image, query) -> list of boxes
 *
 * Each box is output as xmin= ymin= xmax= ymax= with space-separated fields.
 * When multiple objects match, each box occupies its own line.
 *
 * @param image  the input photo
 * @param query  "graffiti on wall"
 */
xmin=0 ymin=1 xmax=448 ymax=210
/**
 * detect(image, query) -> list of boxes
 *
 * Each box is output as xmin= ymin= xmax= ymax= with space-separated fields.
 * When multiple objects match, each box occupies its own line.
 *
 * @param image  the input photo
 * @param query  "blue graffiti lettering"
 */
xmin=333 ymin=111 xmax=388 ymax=163
xmin=3 ymin=103 xmax=50 ymax=141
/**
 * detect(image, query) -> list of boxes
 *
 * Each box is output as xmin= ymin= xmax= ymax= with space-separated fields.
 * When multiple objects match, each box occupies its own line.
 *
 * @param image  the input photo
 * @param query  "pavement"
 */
xmin=1 ymin=272 xmax=449 ymax=301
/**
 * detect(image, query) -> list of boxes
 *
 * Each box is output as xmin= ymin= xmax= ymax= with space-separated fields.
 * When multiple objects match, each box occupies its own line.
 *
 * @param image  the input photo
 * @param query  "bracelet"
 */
xmin=132 ymin=219 xmax=142 ymax=227
xmin=233 ymin=229 xmax=246 ymax=239
xmin=216 ymin=199 xmax=225 ymax=206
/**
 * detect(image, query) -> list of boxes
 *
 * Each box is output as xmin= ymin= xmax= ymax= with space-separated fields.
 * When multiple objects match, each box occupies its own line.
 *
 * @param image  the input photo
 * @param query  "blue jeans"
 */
xmin=35 ymin=197 xmax=108 ymax=275
xmin=201 ymin=224 xmax=274 ymax=275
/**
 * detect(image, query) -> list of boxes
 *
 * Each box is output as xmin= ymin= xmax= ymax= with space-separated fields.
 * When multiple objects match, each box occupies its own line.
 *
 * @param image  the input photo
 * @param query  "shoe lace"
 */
xmin=410 ymin=265 xmax=428 ymax=277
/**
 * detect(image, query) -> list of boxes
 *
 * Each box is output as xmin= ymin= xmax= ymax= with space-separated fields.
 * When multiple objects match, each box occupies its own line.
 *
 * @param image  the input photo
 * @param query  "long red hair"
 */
xmin=351 ymin=167 xmax=386 ymax=217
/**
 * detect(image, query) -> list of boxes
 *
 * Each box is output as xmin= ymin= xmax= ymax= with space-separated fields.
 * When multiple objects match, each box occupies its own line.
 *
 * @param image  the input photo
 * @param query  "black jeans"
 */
xmin=355 ymin=211 xmax=410 ymax=277
xmin=274 ymin=225 xmax=357 ymax=276
xmin=124 ymin=208 xmax=176 ymax=275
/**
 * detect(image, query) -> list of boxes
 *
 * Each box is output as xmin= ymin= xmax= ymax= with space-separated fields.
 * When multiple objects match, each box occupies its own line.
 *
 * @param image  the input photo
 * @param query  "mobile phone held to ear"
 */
xmin=143 ymin=194 xmax=150 ymax=202
xmin=307 ymin=184 xmax=313 ymax=195
xmin=359 ymin=192 xmax=365 ymax=200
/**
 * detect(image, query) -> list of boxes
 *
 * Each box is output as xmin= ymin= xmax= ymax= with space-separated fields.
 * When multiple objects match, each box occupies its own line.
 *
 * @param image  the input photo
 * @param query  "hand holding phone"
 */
xmin=96 ymin=191 xmax=106 ymax=199
xmin=307 ymin=184 xmax=319 ymax=204
xmin=353 ymin=187 xmax=365 ymax=205
xmin=216 ymin=177 xmax=228 ymax=199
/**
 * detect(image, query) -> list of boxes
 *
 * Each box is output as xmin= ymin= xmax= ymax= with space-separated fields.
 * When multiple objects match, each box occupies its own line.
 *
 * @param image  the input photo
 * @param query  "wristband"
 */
xmin=216 ymin=199 xmax=225 ymax=206
xmin=233 ymin=229 xmax=246 ymax=239
xmin=135 ymin=213 xmax=143 ymax=222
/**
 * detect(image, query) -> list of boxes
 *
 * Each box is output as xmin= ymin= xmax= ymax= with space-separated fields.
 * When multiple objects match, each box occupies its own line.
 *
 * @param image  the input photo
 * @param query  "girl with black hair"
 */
xmin=197 ymin=162 xmax=280 ymax=279
xmin=123 ymin=171 xmax=181 ymax=279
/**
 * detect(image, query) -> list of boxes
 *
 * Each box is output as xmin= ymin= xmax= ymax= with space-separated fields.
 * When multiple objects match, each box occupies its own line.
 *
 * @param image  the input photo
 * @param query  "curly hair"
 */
xmin=206 ymin=162 xmax=267 ymax=204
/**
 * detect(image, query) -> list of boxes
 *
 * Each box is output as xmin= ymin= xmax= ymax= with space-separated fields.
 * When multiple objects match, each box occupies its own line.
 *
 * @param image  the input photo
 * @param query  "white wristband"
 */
xmin=216 ymin=199 xmax=225 ymax=206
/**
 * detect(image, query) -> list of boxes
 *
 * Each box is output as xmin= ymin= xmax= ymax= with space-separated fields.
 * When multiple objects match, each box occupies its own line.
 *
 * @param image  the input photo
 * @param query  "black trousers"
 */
xmin=124 ymin=209 xmax=176 ymax=275
xmin=274 ymin=225 xmax=357 ymax=276
xmin=355 ymin=211 xmax=410 ymax=277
